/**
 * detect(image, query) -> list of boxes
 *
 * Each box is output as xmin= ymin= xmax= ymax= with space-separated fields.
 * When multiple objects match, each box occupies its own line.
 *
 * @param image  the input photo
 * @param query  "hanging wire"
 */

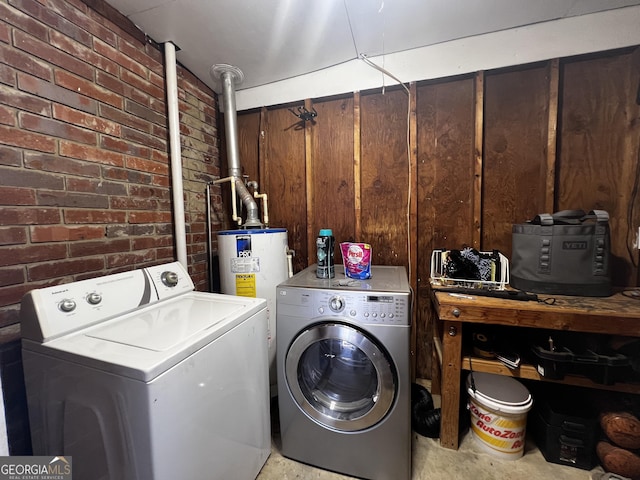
xmin=359 ymin=54 xmax=410 ymax=95
xmin=346 ymin=0 xmax=413 ymax=288
xmin=379 ymin=0 xmax=386 ymax=94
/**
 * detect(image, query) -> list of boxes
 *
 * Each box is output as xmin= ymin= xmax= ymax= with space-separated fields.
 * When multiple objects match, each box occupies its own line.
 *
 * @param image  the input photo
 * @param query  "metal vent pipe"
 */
xmin=210 ymin=64 xmax=262 ymax=228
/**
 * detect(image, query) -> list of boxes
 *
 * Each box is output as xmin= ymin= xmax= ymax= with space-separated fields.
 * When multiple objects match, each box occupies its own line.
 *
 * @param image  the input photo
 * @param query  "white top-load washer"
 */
xmin=21 ymin=262 xmax=270 ymax=480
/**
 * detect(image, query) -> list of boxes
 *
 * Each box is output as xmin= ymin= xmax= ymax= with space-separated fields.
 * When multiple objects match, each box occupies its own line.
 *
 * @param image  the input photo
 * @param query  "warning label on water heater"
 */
xmin=235 ymin=273 xmax=257 ymax=297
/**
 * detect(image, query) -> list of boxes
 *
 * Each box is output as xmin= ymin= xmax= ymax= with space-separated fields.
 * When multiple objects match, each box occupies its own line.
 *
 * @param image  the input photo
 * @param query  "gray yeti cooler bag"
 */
xmin=510 ymin=210 xmax=611 ymax=296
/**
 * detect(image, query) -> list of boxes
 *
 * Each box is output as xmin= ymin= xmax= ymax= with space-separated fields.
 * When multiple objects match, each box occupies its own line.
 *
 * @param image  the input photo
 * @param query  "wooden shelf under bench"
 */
xmin=430 ymin=289 xmax=640 ymax=450
xmin=461 ymin=356 xmax=640 ymax=395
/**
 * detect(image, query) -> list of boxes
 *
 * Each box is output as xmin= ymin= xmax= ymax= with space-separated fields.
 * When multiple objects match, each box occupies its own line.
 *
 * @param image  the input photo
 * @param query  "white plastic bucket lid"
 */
xmin=467 ymin=372 xmax=533 ymax=414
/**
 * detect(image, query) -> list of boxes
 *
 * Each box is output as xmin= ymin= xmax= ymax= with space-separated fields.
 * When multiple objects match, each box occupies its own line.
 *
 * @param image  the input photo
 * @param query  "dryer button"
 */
xmin=318 ymin=307 xmax=325 ymax=314
xmin=329 ymin=296 xmax=345 ymax=312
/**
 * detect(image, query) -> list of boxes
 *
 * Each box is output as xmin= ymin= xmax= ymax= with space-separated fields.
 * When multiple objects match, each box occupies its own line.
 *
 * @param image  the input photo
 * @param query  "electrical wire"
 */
xmin=344 ymin=0 xmax=413 ymax=284
xmin=621 ymin=290 xmax=640 ymax=300
xmin=359 ymin=54 xmax=410 ymax=96
xmin=342 ymin=0 xmax=359 ymax=57
xmin=358 ymin=54 xmax=412 ymax=287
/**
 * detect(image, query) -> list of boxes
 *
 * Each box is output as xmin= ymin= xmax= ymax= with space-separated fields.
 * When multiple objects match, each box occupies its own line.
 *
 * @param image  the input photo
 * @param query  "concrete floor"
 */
xmin=257 ymin=430 xmax=605 ymax=480
xmin=258 ymin=381 xmax=606 ymax=480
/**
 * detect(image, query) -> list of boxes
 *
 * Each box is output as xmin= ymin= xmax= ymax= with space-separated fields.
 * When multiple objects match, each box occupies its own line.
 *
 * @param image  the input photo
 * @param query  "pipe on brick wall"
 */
xmin=164 ymin=41 xmax=188 ymax=269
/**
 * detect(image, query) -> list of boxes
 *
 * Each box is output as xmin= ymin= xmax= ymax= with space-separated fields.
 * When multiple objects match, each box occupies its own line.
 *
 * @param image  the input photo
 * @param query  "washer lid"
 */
xmin=24 ymin=292 xmax=267 ymax=382
xmin=85 ymin=298 xmax=245 ymax=351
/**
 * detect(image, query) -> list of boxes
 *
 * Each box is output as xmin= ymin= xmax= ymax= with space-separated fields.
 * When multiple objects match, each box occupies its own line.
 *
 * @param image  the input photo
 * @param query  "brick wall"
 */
xmin=0 ymin=0 xmax=224 ymax=334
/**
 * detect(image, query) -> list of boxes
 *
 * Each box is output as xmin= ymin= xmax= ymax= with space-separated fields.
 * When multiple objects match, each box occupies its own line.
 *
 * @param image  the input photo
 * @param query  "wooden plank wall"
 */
xmin=310 ymin=96 xmax=355 ymax=263
xmin=482 ymin=63 xmax=551 ymax=253
xmin=231 ymin=46 xmax=640 ymax=379
xmin=360 ymin=89 xmax=411 ymax=268
xmin=559 ymin=49 xmax=640 ymax=282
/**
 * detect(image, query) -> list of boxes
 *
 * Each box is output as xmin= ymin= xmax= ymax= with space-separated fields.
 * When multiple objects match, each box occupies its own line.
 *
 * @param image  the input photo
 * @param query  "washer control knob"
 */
xmin=86 ymin=292 xmax=102 ymax=305
xmin=161 ymin=271 xmax=179 ymax=287
xmin=318 ymin=307 xmax=324 ymax=314
xmin=59 ymin=299 xmax=76 ymax=313
xmin=329 ymin=296 xmax=345 ymax=312
xmin=350 ymin=310 xmax=357 ymax=316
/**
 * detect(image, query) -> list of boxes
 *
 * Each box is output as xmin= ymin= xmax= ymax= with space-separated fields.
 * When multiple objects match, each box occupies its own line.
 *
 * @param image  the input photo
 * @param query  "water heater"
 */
xmin=218 ymin=228 xmax=290 ymax=390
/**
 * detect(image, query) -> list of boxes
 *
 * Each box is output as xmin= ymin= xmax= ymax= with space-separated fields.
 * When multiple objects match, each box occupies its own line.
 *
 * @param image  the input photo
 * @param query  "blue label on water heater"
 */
xmin=236 ymin=235 xmax=252 ymax=257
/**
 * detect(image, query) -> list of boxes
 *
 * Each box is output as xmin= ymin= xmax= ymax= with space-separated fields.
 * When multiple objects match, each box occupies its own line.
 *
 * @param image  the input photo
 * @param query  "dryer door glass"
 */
xmin=285 ymin=322 xmax=396 ymax=432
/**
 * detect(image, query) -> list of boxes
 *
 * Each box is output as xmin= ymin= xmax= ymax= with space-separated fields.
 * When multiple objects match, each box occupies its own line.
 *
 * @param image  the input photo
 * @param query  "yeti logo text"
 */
xmin=562 ymin=241 xmax=587 ymax=250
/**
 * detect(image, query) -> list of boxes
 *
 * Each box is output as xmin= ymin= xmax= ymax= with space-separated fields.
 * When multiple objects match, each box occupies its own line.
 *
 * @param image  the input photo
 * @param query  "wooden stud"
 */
xmin=545 ymin=59 xmax=560 ymax=213
xmin=305 ymin=98 xmax=315 ymax=265
xmin=353 ymin=92 xmax=362 ymax=240
xmin=259 ymin=107 xmax=267 ymax=193
xmin=473 ymin=71 xmax=484 ymax=249
xmin=409 ymin=82 xmax=418 ymax=379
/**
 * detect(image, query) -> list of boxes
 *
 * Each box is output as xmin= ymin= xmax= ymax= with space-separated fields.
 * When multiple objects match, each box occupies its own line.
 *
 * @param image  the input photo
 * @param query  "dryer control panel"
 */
xmin=277 ymin=288 xmax=410 ymax=326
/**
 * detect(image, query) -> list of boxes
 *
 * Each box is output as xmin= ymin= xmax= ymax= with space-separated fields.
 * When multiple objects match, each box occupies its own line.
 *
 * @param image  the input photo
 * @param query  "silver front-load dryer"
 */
xmin=276 ymin=264 xmax=411 ymax=480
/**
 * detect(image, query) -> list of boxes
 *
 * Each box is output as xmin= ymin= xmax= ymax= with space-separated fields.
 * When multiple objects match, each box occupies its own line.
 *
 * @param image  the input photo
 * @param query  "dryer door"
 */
xmin=285 ymin=322 xmax=396 ymax=432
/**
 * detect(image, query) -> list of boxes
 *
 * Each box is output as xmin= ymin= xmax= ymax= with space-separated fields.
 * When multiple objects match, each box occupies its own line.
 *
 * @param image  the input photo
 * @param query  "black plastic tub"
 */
xmin=531 ymin=345 xmax=629 ymax=385
xmin=530 ymin=395 xmax=600 ymax=470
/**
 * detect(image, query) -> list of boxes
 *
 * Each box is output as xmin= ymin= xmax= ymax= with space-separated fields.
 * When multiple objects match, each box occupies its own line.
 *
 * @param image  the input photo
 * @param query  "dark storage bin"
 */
xmin=530 ymin=395 xmax=599 ymax=470
xmin=531 ymin=345 xmax=573 ymax=380
xmin=573 ymin=350 xmax=629 ymax=385
xmin=531 ymin=344 xmax=629 ymax=385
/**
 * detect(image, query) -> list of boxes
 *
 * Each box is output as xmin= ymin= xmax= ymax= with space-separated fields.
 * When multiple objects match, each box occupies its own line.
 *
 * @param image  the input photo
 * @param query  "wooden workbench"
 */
xmin=430 ymin=289 xmax=640 ymax=450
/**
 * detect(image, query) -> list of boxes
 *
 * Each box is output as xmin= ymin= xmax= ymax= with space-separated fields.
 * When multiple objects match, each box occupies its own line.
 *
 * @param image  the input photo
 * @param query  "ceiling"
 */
xmin=105 ymin=0 xmax=640 ymax=98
